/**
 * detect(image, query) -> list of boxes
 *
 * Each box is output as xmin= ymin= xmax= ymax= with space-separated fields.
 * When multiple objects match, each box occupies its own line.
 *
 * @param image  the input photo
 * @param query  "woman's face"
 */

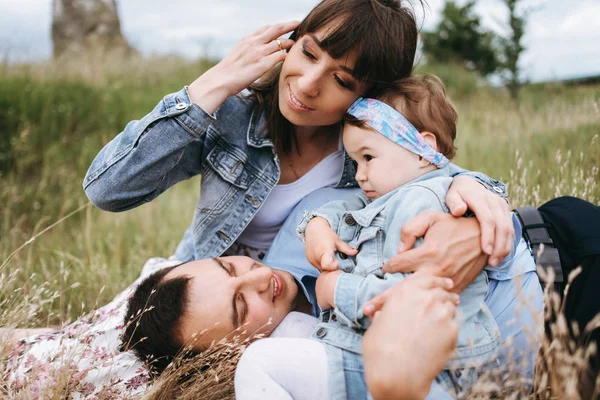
xmin=165 ymin=256 xmax=299 ymax=349
xmin=278 ymin=25 xmax=370 ymax=128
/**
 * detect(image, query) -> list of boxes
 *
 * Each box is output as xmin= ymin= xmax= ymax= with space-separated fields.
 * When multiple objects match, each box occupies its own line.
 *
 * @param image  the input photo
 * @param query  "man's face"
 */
xmin=165 ymin=256 xmax=299 ymax=350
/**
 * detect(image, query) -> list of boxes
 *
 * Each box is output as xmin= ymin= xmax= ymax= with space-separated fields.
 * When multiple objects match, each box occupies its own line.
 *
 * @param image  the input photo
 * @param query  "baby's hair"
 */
xmin=120 ymin=264 xmax=196 ymax=376
xmin=346 ymin=74 xmax=458 ymax=159
xmin=381 ymin=74 xmax=457 ymax=159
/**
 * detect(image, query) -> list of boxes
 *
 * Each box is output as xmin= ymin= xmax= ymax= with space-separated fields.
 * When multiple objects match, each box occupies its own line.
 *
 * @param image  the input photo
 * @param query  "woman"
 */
xmin=83 ymin=0 xmax=513 ymax=271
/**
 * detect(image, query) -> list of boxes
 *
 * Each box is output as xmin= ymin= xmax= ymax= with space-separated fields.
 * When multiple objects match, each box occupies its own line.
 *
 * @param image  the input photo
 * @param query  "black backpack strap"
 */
xmin=514 ymin=206 xmax=564 ymax=283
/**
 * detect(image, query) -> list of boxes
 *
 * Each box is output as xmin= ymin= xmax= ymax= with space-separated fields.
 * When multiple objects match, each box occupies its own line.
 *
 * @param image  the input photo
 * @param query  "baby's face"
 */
xmin=343 ymin=124 xmax=427 ymax=200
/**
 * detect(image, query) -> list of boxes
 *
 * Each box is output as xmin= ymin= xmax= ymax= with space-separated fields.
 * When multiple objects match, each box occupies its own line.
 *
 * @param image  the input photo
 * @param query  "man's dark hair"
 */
xmin=120 ymin=264 xmax=196 ymax=375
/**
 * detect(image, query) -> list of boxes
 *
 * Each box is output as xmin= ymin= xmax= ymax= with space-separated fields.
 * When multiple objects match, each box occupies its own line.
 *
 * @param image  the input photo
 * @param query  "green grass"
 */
xmin=0 ymin=56 xmax=598 ymax=330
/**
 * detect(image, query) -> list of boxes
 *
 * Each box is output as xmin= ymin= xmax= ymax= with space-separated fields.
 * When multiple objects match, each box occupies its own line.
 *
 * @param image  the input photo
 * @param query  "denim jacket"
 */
xmin=83 ymin=87 xmax=507 ymax=262
xmin=297 ymin=167 xmax=537 ymax=366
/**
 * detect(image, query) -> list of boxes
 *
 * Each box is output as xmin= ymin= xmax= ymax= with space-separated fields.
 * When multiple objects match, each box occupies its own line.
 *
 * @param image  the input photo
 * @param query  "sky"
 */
xmin=1 ymin=0 xmax=599 ymax=82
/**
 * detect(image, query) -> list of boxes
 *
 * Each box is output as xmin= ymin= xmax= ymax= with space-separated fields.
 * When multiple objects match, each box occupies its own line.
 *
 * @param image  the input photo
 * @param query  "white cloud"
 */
xmin=560 ymin=1 xmax=600 ymax=37
xmin=0 ymin=0 xmax=598 ymax=80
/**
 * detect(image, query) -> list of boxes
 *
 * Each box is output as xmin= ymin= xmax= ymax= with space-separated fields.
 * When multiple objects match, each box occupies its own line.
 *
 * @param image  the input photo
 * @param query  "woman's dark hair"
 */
xmin=249 ymin=0 xmax=422 ymax=155
xmin=120 ymin=264 xmax=195 ymax=376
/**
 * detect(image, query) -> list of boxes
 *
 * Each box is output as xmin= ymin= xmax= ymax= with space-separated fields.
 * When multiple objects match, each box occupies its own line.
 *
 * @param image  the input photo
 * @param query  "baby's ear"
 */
xmin=420 ymin=131 xmax=439 ymax=152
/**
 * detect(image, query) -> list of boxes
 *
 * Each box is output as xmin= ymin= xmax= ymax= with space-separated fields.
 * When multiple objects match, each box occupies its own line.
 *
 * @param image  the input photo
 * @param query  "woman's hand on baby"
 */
xmin=305 ymin=217 xmax=358 ymax=272
xmin=188 ymin=21 xmax=299 ymax=114
xmin=382 ymin=211 xmax=489 ymax=293
xmin=445 ymin=175 xmax=514 ymax=266
xmin=362 ymin=273 xmax=459 ymax=400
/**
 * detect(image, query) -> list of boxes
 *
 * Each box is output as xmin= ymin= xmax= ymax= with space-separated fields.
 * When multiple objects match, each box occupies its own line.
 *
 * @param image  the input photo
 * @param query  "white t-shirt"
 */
xmin=237 ymin=143 xmax=344 ymax=249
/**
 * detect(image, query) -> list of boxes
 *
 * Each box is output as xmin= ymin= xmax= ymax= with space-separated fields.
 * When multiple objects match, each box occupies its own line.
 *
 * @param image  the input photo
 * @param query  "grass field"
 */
xmin=0 ymin=55 xmax=598 ymax=398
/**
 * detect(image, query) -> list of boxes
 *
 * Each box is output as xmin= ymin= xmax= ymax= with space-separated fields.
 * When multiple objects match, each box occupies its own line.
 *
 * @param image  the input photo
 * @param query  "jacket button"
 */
xmin=339 ymin=252 xmax=348 ymax=260
xmin=493 ymin=186 xmax=504 ymax=193
xmin=344 ymin=215 xmax=356 ymax=226
xmin=175 ymin=102 xmax=188 ymax=110
xmin=315 ymin=327 xmax=327 ymax=338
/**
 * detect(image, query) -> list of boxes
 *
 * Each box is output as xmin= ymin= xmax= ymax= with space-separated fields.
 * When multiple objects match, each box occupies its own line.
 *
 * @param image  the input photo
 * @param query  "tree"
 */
xmin=422 ymin=0 xmax=500 ymax=76
xmin=52 ymin=0 xmax=133 ymax=58
xmin=498 ymin=0 xmax=527 ymax=100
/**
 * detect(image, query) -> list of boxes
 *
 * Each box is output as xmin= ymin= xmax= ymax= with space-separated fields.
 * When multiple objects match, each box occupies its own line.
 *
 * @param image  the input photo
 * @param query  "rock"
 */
xmin=51 ymin=0 xmax=134 ymax=59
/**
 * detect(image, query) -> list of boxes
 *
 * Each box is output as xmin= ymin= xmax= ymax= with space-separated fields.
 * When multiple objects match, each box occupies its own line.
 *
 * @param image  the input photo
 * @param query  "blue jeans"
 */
xmin=264 ymin=187 xmax=543 ymax=398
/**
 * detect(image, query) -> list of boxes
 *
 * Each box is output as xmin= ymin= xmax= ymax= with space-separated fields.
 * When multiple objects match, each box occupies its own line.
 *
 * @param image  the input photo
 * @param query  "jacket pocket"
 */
xmin=198 ymin=143 xmax=253 ymax=215
xmin=206 ymin=142 xmax=252 ymax=189
xmin=352 ymin=226 xmax=381 ymax=249
xmin=350 ymin=226 xmax=383 ymax=274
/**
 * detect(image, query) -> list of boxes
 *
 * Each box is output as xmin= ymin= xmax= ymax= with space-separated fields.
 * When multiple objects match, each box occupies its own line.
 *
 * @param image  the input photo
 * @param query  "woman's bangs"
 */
xmin=301 ymin=11 xmax=405 ymax=85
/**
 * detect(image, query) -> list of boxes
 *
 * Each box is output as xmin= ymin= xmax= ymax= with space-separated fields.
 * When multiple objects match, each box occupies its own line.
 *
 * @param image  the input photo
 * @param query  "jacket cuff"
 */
xmin=459 ymin=171 xmax=508 ymax=201
xmin=161 ymin=86 xmax=217 ymax=138
xmin=296 ymin=211 xmax=336 ymax=243
xmin=333 ymin=273 xmax=367 ymax=329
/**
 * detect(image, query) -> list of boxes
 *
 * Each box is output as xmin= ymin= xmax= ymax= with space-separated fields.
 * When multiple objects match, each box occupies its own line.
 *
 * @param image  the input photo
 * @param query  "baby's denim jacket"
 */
xmin=296 ymin=167 xmax=533 ymax=369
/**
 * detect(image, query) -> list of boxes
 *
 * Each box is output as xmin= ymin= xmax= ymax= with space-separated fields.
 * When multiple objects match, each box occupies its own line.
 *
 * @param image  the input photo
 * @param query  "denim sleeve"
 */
xmin=333 ymin=272 xmax=405 ymax=330
xmin=333 ymin=184 xmax=449 ymax=329
xmin=447 ymin=163 xmax=508 ymax=200
xmin=296 ymin=195 xmax=366 ymax=242
xmin=83 ymin=86 xmax=216 ymax=212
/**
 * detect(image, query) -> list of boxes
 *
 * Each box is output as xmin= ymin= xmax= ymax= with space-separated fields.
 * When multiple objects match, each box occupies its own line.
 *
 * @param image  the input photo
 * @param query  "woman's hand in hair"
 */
xmin=362 ymin=273 xmax=459 ymax=400
xmin=381 ymin=211 xmax=489 ymax=293
xmin=305 ymin=217 xmax=358 ymax=272
xmin=188 ymin=21 xmax=299 ymax=115
xmin=445 ymin=176 xmax=514 ymax=266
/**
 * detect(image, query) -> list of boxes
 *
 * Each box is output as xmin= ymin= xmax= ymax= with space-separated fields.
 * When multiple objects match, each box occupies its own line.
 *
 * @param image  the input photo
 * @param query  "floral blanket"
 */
xmin=3 ymin=258 xmax=180 ymax=399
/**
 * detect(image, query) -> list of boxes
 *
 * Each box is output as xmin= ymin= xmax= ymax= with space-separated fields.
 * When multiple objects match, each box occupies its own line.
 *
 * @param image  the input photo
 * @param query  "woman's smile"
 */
xmin=288 ymin=84 xmax=314 ymax=112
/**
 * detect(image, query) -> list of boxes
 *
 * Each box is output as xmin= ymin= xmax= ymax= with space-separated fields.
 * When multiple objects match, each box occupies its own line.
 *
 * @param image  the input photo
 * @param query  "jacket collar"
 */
xmin=246 ymin=106 xmax=274 ymax=149
xmin=350 ymin=166 xmax=452 ymax=227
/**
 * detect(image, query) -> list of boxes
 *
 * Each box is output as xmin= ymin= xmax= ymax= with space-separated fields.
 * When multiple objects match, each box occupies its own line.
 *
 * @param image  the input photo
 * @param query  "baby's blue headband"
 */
xmin=347 ymin=98 xmax=449 ymax=169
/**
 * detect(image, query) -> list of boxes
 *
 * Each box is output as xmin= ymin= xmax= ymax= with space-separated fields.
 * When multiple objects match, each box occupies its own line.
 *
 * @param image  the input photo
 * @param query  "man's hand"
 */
xmin=362 ymin=274 xmax=459 ymax=400
xmin=383 ymin=212 xmax=489 ymax=293
xmin=305 ymin=217 xmax=357 ymax=271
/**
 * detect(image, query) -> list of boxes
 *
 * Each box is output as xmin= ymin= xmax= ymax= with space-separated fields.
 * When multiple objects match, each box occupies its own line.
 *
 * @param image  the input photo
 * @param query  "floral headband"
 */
xmin=347 ymin=98 xmax=449 ymax=168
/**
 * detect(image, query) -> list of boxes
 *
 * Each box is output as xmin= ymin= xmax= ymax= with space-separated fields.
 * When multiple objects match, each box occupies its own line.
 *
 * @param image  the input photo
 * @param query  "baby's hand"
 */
xmin=305 ymin=217 xmax=358 ymax=272
xmin=316 ymin=270 xmax=343 ymax=310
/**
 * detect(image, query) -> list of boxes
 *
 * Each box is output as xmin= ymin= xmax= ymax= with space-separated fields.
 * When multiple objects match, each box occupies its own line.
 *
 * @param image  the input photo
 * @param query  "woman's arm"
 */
xmin=84 ymin=22 xmax=299 ymax=212
xmin=445 ymin=174 xmax=514 ymax=266
xmin=83 ymin=89 xmax=212 ymax=211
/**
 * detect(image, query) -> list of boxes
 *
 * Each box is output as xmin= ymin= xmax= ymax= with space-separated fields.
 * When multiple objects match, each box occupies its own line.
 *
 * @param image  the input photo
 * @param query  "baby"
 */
xmin=235 ymin=75 xmax=537 ymax=399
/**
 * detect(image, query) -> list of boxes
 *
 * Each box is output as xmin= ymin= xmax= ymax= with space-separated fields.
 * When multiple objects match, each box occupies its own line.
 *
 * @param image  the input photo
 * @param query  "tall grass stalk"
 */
xmin=0 ymin=56 xmax=598 ymax=398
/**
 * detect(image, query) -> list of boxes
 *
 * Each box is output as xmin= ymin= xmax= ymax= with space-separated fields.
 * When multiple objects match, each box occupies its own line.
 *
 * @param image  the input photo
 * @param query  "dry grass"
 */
xmin=0 ymin=56 xmax=599 ymax=398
